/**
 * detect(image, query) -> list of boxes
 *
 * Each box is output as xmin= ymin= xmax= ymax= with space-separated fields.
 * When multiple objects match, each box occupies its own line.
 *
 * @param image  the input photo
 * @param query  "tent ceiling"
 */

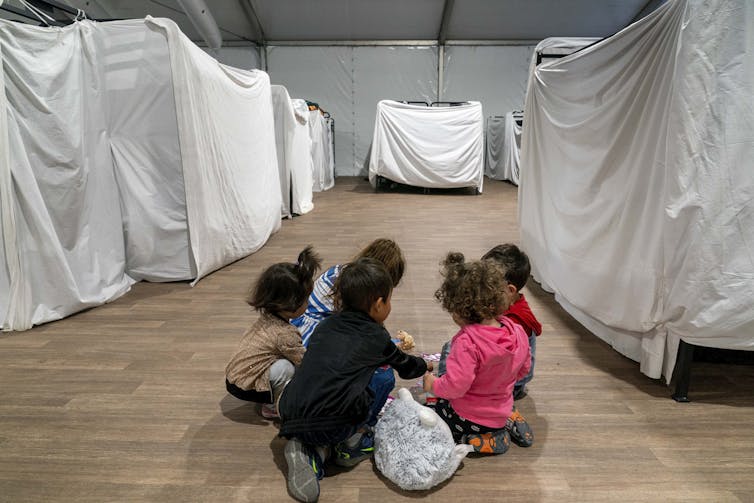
xmin=2 ymin=0 xmax=659 ymax=44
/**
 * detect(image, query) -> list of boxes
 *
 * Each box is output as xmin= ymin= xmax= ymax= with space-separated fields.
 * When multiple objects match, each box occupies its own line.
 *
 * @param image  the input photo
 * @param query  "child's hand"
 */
xmin=425 ymin=361 xmax=434 ymax=373
xmin=423 ymin=372 xmax=435 ymax=393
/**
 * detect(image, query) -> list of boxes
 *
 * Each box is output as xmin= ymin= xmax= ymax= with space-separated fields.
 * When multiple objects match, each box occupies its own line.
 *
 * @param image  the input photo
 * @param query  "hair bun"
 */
xmin=296 ymin=245 xmax=322 ymax=281
xmin=443 ymin=252 xmax=465 ymax=267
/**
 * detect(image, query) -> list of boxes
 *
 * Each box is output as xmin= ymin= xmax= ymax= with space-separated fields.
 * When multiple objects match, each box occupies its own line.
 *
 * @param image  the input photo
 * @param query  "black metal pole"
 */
xmin=671 ymin=339 xmax=694 ymax=402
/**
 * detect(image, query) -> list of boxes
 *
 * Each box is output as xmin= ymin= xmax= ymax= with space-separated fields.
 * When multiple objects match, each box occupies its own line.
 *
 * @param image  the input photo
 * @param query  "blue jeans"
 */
xmin=438 ymin=332 xmax=536 ymax=392
xmin=513 ymin=332 xmax=536 ymax=395
xmin=366 ymin=366 xmax=395 ymax=426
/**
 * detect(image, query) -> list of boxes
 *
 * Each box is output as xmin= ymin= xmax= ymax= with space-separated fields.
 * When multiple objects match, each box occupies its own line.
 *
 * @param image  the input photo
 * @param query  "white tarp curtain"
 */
xmin=485 ymin=112 xmax=522 ymax=185
xmin=519 ymin=0 xmax=754 ymax=381
xmin=104 ymin=21 xmax=192 ymax=283
xmin=368 ymin=100 xmax=484 ymax=192
xmin=271 ymin=85 xmax=314 ymax=217
xmin=148 ymin=17 xmax=281 ymax=284
xmin=309 ymin=109 xmax=335 ymax=192
xmin=0 ymin=17 xmax=281 ymax=330
xmin=0 ymin=20 xmax=134 ymax=331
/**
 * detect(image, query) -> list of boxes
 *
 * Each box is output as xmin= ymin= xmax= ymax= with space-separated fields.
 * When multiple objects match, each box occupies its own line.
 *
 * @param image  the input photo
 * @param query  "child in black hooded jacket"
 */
xmin=278 ymin=257 xmax=428 ymax=503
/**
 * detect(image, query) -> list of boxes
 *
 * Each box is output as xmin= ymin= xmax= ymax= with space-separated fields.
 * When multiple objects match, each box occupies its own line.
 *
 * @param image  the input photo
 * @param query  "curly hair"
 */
xmin=354 ymin=238 xmax=406 ymax=287
xmin=434 ymin=252 xmax=511 ymax=324
xmin=247 ymin=245 xmax=322 ymax=314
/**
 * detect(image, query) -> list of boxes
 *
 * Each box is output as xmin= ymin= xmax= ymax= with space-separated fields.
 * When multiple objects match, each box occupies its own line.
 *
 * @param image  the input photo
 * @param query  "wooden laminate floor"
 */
xmin=1 ymin=177 xmax=753 ymax=503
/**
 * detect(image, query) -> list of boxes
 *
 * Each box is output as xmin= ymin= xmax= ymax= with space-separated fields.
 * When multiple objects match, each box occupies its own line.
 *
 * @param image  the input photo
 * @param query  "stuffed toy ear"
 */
xmin=418 ymin=408 xmax=437 ymax=428
xmin=397 ymin=388 xmax=413 ymax=402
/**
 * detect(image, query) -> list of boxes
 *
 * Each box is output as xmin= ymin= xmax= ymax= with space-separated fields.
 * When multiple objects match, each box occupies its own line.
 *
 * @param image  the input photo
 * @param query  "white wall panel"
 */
xmin=267 ymin=46 xmax=354 ymax=177
xmin=268 ymin=45 xmax=436 ymax=176
xmin=443 ymin=45 xmax=535 ymax=117
xmin=353 ymin=46 xmax=437 ymax=176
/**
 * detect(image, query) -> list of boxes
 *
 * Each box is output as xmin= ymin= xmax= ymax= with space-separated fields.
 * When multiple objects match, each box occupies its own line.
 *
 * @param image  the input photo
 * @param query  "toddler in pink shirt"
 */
xmin=423 ymin=252 xmax=531 ymax=454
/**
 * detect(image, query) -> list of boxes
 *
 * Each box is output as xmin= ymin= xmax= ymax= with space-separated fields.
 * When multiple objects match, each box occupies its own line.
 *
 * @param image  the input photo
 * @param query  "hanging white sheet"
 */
xmin=146 ymin=17 xmax=281 ymax=285
xmin=309 ymin=109 xmax=335 ymax=192
xmin=102 ymin=21 xmax=193 ymax=282
xmin=271 ymin=85 xmax=314 ymax=217
xmin=0 ymin=20 xmax=134 ymax=330
xmin=0 ymin=17 xmax=282 ymax=330
xmin=485 ymin=112 xmax=521 ymax=185
xmin=368 ymin=100 xmax=484 ymax=192
xmin=519 ymin=0 xmax=754 ymax=381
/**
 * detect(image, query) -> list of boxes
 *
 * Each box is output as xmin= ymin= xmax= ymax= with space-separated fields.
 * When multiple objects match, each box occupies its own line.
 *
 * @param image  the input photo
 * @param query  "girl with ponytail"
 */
xmin=225 ymin=246 xmax=322 ymax=419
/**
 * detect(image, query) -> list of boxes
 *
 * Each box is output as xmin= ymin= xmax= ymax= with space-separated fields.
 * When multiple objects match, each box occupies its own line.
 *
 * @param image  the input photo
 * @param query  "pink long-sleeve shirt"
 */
xmin=433 ymin=316 xmax=531 ymax=428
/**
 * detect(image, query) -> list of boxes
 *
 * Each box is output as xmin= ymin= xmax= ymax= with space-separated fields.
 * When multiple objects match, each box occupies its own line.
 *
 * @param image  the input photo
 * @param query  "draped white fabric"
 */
xmin=519 ymin=0 xmax=754 ymax=381
xmin=531 ymin=37 xmax=600 ymax=60
xmin=271 ymin=85 xmax=314 ymax=217
xmin=0 ymin=20 xmax=134 ymax=331
xmin=147 ymin=17 xmax=281 ymax=285
xmin=103 ymin=21 xmax=192 ymax=283
xmin=485 ymin=112 xmax=521 ymax=185
xmin=0 ymin=18 xmax=281 ymax=330
xmin=369 ymin=100 xmax=484 ymax=192
xmin=309 ymin=110 xmax=335 ymax=192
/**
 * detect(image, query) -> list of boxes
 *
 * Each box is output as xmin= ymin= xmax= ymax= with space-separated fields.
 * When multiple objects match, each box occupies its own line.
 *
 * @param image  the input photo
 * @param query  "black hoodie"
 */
xmin=279 ymin=309 xmax=427 ymax=437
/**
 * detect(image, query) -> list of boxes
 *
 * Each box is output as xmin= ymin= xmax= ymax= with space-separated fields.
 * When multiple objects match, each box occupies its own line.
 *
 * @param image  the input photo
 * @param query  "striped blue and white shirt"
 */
xmin=291 ymin=264 xmax=342 ymax=347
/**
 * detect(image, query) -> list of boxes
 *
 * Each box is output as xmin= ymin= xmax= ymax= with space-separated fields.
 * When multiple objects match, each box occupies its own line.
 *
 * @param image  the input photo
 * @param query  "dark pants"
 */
xmin=226 ymin=379 xmax=273 ymax=404
xmin=435 ymin=398 xmax=499 ymax=442
xmin=289 ymin=366 xmax=395 ymax=446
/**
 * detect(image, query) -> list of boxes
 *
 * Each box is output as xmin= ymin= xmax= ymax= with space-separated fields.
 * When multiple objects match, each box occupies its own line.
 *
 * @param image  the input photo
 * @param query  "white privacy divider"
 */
xmin=309 ymin=109 xmax=335 ymax=192
xmin=271 ymin=85 xmax=314 ymax=217
xmin=519 ymin=0 xmax=754 ymax=381
xmin=0 ymin=17 xmax=281 ymax=330
xmin=485 ymin=112 xmax=522 ymax=185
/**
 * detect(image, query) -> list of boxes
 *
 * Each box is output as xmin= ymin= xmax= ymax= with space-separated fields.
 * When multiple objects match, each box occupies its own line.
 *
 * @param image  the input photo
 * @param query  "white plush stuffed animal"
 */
xmin=374 ymin=388 xmax=473 ymax=490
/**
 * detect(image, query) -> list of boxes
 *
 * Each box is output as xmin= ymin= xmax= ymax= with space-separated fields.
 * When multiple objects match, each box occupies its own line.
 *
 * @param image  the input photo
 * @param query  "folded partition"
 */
xmin=485 ymin=112 xmax=521 ymax=185
xmin=103 ymin=21 xmax=193 ymax=282
xmin=309 ymin=109 xmax=335 ymax=192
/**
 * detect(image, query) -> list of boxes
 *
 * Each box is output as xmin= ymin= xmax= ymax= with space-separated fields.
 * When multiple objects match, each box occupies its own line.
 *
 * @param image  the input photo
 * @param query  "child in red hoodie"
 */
xmin=482 ymin=244 xmax=542 ymax=400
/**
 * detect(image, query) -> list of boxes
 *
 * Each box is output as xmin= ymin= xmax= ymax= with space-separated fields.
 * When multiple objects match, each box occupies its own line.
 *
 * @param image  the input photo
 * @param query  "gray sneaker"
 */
xmin=284 ymin=438 xmax=321 ymax=502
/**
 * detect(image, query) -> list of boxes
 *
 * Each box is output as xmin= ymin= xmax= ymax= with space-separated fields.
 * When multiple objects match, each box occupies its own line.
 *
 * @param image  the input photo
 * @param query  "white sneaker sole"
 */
xmin=284 ymin=439 xmax=320 ymax=502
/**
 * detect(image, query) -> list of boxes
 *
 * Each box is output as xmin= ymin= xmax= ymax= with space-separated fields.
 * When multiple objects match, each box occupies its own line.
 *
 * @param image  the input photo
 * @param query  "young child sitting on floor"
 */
xmin=437 ymin=243 xmax=541 ymax=446
xmin=278 ymin=257 xmax=429 ymax=503
xmin=482 ymin=244 xmax=542 ymax=400
xmin=424 ymin=252 xmax=531 ymax=455
xmin=224 ymin=246 xmax=322 ymax=419
xmin=290 ymin=238 xmax=407 ymax=428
